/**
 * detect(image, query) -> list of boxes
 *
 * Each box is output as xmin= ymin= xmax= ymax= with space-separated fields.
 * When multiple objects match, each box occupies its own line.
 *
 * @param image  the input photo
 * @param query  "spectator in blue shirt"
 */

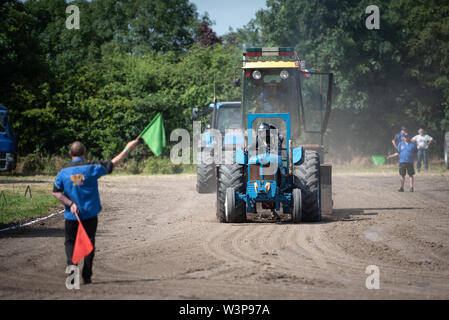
xmin=387 ymin=134 xmax=417 ymax=192
xmin=52 ymin=139 xmax=138 ymax=284
xmin=392 ymin=126 xmax=408 ymax=149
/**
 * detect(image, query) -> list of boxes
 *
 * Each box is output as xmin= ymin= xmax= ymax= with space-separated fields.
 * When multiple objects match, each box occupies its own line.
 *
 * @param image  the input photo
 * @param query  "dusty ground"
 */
xmin=1 ymin=172 xmax=449 ymax=299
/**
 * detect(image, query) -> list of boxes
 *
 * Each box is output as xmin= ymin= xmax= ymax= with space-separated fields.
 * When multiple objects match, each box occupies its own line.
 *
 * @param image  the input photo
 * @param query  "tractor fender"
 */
xmin=224 ymin=132 xmax=244 ymax=146
xmin=293 ymin=147 xmax=304 ymax=165
xmin=235 ymin=148 xmax=247 ymax=164
xmin=248 ymin=153 xmax=280 ymax=165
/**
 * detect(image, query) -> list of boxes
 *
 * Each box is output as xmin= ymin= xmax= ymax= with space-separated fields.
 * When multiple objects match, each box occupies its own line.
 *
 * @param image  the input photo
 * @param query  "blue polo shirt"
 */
xmin=53 ymin=158 xmax=113 ymax=221
xmin=397 ymin=141 xmax=416 ymax=163
xmin=394 ymin=132 xmax=405 ymax=146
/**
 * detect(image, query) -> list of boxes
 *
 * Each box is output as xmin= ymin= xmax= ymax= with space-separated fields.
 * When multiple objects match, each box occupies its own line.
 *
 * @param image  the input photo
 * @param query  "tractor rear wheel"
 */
xmin=294 ymin=150 xmax=322 ymax=222
xmin=217 ymin=163 xmax=246 ymax=223
xmin=291 ymin=188 xmax=302 ymax=224
xmin=196 ymin=150 xmax=216 ymax=193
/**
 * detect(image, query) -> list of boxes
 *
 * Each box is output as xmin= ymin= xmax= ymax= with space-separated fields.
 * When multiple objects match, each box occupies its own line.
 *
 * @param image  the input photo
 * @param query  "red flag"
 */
xmin=72 ymin=220 xmax=94 ymax=264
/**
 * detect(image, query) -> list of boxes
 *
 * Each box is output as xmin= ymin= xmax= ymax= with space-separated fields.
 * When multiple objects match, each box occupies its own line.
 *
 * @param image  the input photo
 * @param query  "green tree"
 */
xmin=0 ymin=0 xmax=205 ymax=156
xmin=238 ymin=0 xmax=449 ymax=159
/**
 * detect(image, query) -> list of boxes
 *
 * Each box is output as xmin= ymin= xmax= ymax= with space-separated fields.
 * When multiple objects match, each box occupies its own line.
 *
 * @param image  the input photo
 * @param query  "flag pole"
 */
xmin=73 ymin=210 xmax=81 ymax=223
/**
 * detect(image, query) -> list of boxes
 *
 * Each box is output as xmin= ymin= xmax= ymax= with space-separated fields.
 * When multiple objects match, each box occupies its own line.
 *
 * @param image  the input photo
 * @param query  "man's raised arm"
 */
xmin=111 ymin=139 xmax=139 ymax=168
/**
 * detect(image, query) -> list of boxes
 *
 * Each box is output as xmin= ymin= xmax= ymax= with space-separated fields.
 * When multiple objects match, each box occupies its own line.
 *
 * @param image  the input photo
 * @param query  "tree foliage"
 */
xmin=234 ymin=0 xmax=449 ymax=158
xmin=195 ymin=19 xmax=223 ymax=47
xmin=1 ymin=0 xmax=448 ymax=162
xmin=1 ymin=0 xmax=238 ymax=158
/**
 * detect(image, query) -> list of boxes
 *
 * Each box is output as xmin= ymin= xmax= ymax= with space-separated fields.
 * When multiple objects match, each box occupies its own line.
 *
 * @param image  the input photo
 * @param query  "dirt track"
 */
xmin=1 ymin=172 xmax=449 ymax=299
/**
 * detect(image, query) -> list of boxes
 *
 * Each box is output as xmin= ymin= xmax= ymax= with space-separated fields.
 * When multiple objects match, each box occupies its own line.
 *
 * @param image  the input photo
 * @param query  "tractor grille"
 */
xmin=262 ymin=172 xmax=275 ymax=181
xmin=250 ymin=164 xmax=275 ymax=181
xmin=250 ymin=164 xmax=261 ymax=181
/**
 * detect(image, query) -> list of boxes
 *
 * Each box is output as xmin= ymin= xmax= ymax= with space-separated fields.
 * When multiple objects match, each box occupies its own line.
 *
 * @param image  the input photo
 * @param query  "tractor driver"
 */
xmin=262 ymin=80 xmax=280 ymax=112
xmin=253 ymin=80 xmax=286 ymax=113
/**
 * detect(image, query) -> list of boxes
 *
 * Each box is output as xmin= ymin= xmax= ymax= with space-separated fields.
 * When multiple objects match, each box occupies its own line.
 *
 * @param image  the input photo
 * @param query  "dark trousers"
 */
xmin=417 ymin=148 xmax=428 ymax=170
xmin=65 ymin=216 xmax=98 ymax=280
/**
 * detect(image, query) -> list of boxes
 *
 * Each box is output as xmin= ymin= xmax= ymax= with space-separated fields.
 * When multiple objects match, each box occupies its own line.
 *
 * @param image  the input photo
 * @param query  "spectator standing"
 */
xmin=387 ymin=134 xmax=417 ymax=192
xmin=392 ymin=126 xmax=408 ymax=149
xmin=412 ymin=128 xmax=433 ymax=171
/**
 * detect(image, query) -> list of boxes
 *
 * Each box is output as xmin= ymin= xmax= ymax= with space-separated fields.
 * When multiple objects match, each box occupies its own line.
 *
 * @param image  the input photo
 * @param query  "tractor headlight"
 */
xmin=280 ymin=70 xmax=289 ymax=80
xmin=6 ymin=153 xmax=14 ymax=162
xmin=252 ymin=70 xmax=262 ymax=80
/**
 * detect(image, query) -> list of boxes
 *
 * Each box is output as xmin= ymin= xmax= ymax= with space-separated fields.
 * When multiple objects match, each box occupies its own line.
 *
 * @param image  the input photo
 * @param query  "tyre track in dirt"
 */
xmin=325 ymin=174 xmax=449 ymax=298
xmin=1 ymin=173 xmax=449 ymax=299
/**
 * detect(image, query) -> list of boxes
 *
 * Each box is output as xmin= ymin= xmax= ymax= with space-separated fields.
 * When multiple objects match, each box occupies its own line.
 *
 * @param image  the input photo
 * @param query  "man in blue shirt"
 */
xmin=392 ymin=126 xmax=408 ymax=149
xmin=387 ymin=134 xmax=417 ymax=192
xmin=52 ymin=139 xmax=138 ymax=284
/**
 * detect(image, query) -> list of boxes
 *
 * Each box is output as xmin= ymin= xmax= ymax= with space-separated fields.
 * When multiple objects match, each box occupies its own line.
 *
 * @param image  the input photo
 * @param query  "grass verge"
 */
xmin=0 ymin=182 xmax=59 ymax=226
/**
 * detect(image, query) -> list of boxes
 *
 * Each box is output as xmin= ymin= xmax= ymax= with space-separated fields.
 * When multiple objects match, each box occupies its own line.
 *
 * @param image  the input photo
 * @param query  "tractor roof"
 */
xmin=242 ymin=47 xmax=299 ymax=69
xmin=242 ymin=61 xmax=298 ymax=69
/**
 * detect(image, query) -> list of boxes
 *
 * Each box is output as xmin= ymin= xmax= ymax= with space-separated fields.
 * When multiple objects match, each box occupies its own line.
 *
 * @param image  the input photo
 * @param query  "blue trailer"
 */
xmin=0 ymin=105 xmax=16 ymax=171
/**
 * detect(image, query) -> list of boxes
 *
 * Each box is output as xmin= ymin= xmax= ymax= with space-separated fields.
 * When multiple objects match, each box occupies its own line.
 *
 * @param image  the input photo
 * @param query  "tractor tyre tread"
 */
xmin=217 ymin=163 xmax=246 ymax=223
xmin=294 ymin=150 xmax=322 ymax=222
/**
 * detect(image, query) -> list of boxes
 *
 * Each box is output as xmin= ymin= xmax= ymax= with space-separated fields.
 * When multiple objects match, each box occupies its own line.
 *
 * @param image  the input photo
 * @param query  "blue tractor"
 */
xmin=192 ymin=102 xmax=243 ymax=193
xmin=216 ymin=47 xmax=333 ymax=223
xmin=0 ymin=105 xmax=16 ymax=172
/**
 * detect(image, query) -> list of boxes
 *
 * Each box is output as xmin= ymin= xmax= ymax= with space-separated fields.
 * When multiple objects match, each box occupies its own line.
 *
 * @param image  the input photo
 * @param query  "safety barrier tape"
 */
xmin=0 ymin=209 xmax=64 ymax=232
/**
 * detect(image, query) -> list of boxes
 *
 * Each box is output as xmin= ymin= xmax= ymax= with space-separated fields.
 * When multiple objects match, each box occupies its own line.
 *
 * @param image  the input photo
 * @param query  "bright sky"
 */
xmin=190 ymin=0 xmax=267 ymax=36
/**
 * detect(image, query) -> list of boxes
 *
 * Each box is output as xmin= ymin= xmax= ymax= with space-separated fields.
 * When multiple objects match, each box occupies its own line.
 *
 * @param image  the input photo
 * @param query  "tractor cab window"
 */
xmin=216 ymin=106 xmax=241 ymax=134
xmin=245 ymin=72 xmax=292 ymax=115
xmin=0 ymin=112 xmax=6 ymax=134
xmin=300 ymin=73 xmax=329 ymax=132
xmin=242 ymin=69 xmax=302 ymax=140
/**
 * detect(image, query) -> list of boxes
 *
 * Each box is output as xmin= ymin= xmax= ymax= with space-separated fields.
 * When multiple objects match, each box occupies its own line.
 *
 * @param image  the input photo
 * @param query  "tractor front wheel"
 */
xmin=291 ymin=188 xmax=302 ymax=224
xmin=217 ymin=163 xmax=246 ymax=223
xmin=225 ymin=187 xmax=246 ymax=223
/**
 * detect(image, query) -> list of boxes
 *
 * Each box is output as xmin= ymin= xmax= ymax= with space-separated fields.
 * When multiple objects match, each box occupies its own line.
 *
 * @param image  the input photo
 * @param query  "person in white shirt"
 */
xmin=412 ymin=128 xmax=433 ymax=171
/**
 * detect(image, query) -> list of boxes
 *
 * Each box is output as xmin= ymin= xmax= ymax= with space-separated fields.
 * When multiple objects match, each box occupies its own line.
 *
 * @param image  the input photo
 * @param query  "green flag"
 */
xmin=140 ymin=113 xmax=166 ymax=157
